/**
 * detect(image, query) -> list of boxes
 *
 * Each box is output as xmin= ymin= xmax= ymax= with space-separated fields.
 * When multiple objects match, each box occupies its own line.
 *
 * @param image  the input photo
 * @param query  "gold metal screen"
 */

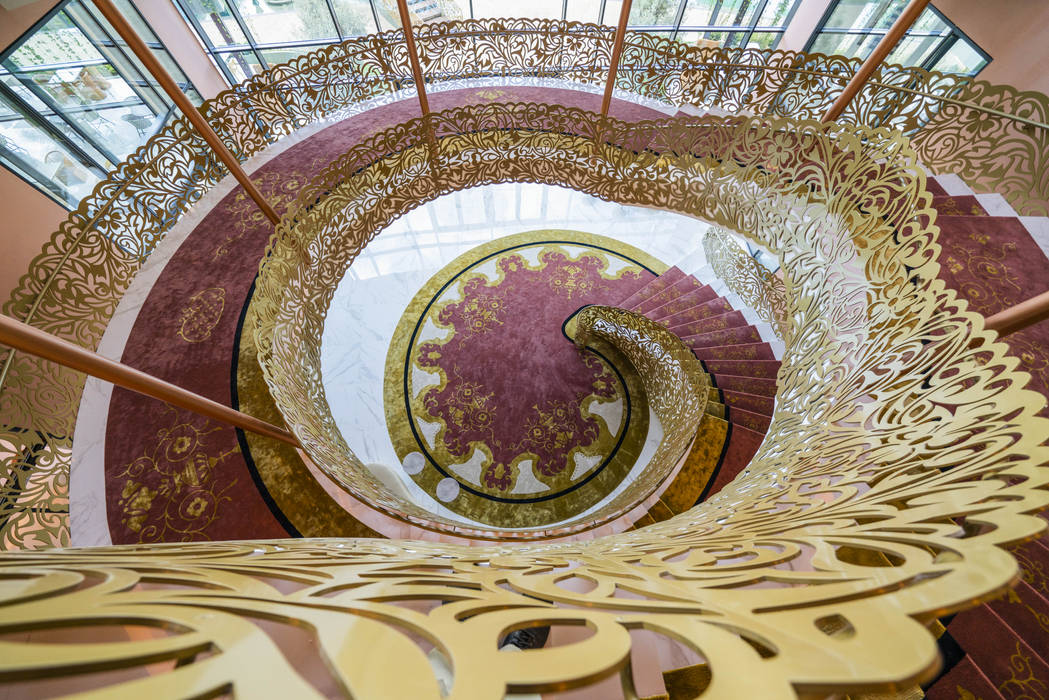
xmin=0 ymin=23 xmax=1047 ymax=697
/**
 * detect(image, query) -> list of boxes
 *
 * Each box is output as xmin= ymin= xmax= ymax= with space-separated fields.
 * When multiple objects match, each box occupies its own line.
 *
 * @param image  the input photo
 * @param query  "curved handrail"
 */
xmin=2 ymin=18 xmax=1049 ymax=547
xmin=0 ymin=98 xmax=1047 ymax=696
xmin=703 ymin=226 xmax=791 ymax=340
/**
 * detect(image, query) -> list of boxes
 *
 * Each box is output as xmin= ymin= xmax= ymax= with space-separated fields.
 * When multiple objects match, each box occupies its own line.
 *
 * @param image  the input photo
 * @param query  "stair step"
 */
xmin=727 ymin=406 xmax=771 ymax=433
xmin=704 ymin=358 xmax=780 ymax=381
xmin=711 ymin=373 xmax=777 ymax=397
xmin=645 ymin=285 xmax=717 ymax=321
xmin=660 ymin=413 xmax=729 ymax=515
xmin=947 ymin=605 xmax=1049 ymax=694
xmin=722 ymin=390 xmax=774 ymax=417
xmin=663 ymin=310 xmax=748 ymax=337
xmin=704 ymin=424 xmax=765 ymax=498
xmin=662 ymin=297 xmax=735 ymax=328
xmin=931 ymin=194 xmax=988 ymax=217
xmin=924 ymin=656 xmax=1005 ymax=700
xmin=1010 ymin=538 xmax=1049 ymax=604
xmin=617 ymin=266 xmax=685 ymax=309
xmin=684 ymin=325 xmax=763 ymax=349
xmin=705 ymin=401 xmax=726 ymax=420
xmin=691 ymin=342 xmax=776 ymax=362
xmin=633 ymin=274 xmax=705 ymax=315
xmin=662 ymin=663 xmax=711 ymax=699
xmin=985 ymin=578 xmax=1049 ymax=668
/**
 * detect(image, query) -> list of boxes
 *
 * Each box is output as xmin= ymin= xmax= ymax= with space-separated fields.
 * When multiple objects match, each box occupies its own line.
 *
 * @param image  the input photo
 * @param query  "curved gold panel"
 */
xmin=4 ymin=20 xmax=1049 ymax=547
xmin=0 ymin=23 xmax=1047 ymax=698
xmin=703 ymin=226 xmax=790 ymax=340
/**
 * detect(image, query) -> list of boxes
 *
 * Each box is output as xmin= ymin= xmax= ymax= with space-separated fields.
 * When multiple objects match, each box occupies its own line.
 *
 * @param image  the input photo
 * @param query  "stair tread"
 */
xmin=691 ymin=342 xmax=776 ymax=362
xmin=683 ymin=325 xmax=763 ymax=349
xmin=645 ymin=284 xmax=718 ymax=321
xmin=947 ymin=604 xmax=1049 ymax=691
xmin=617 ymin=266 xmax=685 ymax=309
xmin=711 ymin=373 xmax=777 ymax=397
xmin=662 ymin=297 xmax=735 ymax=327
xmin=924 ymin=656 xmax=1005 ymax=700
xmin=930 ymin=194 xmax=989 ymax=217
xmin=702 ymin=423 xmax=765 ymax=500
xmin=634 ymin=274 xmax=706 ymax=314
xmin=703 ymin=358 xmax=780 ymax=380
xmin=722 ymin=389 xmax=774 ymax=417
xmin=663 ymin=309 xmax=749 ymax=337
xmin=726 ymin=405 xmax=772 ymax=433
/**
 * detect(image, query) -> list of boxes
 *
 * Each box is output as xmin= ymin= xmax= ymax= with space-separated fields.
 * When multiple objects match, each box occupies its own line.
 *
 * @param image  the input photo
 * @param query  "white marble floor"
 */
xmin=320 ymin=182 xmax=713 ymax=518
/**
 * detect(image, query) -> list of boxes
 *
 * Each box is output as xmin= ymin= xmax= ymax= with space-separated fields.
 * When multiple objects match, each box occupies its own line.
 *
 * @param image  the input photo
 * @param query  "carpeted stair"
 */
xmin=611 ymin=265 xmax=781 ymax=524
xmin=631 ymin=180 xmax=1049 ymax=699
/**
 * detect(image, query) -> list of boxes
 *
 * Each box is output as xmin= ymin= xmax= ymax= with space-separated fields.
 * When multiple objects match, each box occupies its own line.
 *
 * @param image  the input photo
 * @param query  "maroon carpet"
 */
xmin=103 ymin=87 xmax=670 ymax=544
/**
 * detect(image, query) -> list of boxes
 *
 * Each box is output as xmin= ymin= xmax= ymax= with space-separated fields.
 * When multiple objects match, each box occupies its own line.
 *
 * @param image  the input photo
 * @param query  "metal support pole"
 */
xmin=395 ymin=0 xmax=430 ymax=116
xmin=601 ymin=0 xmax=633 ymax=117
xmin=0 ymin=314 xmax=300 ymax=447
xmin=822 ymin=0 xmax=931 ymax=123
xmin=90 ymin=0 xmax=280 ymax=225
xmin=985 ymin=290 xmax=1049 ymax=337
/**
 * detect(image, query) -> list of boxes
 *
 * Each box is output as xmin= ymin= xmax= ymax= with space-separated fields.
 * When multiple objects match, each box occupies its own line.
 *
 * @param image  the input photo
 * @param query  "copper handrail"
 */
xmin=0 ymin=313 xmax=300 ymax=447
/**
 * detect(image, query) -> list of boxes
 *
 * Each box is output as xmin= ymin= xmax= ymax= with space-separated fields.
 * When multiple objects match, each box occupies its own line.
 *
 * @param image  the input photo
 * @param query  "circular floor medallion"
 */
xmin=384 ymin=230 xmax=668 ymax=527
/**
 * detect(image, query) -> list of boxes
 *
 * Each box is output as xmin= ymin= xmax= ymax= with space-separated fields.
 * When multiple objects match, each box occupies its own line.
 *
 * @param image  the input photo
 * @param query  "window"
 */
xmin=174 ymin=0 xmax=385 ymax=83
xmin=176 ymin=0 xmax=803 ymax=85
xmin=0 ymin=0 xmax=201 ymax=208
xmin=806 ymin=0 xmax=989 ymax=75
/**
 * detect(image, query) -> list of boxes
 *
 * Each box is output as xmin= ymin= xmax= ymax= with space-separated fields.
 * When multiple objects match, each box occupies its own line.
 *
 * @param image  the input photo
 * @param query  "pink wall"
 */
xmin=778 ymin=0 xmax=833 ymax=53
xmin=0 ymin=0 xmax=58 ymax=51
xmin=0 ymin=167 xmax=68 ymax=304
xmin=130 ymin=0 xmax=228 ymax=99
xmin=0 ymin=1 xmax=67 ymax=303
xmin=0 ymin=0 xmax=227 ymax=304
xmin=935 ymin=0 xmax=1049 ymax=94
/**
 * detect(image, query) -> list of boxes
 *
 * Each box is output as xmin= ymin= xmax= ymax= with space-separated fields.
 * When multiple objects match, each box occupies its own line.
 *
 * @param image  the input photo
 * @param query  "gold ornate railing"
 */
xmin=1 ymin=18 xmax=1047 ymax=543
xmin=704 ymin=226 xmax=791 ymax=340
xmin=1 ymin=98 xmax=1047 ymax=695
xmin=0 ymin=18 xmax=1048 ymax=694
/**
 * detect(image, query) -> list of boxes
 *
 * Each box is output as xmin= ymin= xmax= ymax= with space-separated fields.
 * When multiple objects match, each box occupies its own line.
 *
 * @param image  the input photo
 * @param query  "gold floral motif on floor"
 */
xmin=384 ymin=230 xmax=666 ymax=527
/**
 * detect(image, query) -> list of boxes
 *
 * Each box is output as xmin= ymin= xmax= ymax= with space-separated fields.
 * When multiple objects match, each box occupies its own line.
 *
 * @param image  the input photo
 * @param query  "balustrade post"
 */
xmin=395 ymin=0 xmax=431 ymax=116
xmin=601 ymin=0 xmax=633 ymax=117
xmin=822 ymin=0 xmax=931 ymax=123
xmin=0 ymin=314 xmax=300 ymax=447
xmin=985 ymin=290 xmax=1049 ymax=337
xmin=90 ymin=0 xmax=280 ymax=225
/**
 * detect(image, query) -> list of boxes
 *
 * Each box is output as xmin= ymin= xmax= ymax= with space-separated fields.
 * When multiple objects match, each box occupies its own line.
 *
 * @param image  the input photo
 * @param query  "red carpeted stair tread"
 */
xmin=704 ymin=358 xmax=781 ymax=380
xmin=660 ymin=309 xmax=748 ymax=337
xmin=633 ymin=274 xmax=706 ymax=315
xmin=722 ymin=390 xmax=774 ymax=417
xmin=617 ymin=266 xmax=685 ymax=309
xmin=1011 ymin=538 xmax=1049 ymax=601
xmin=645 ymin=284 xmax=717 ymax=321
xmin=711 ymin=373 xmax=777 ymax=397
xmin=924 ymin=657 xmax=1005 ymax=700
xmin=947 ymin=605 xmax=1049 ymax=695
xmin=662 ymin=297 xmax=735 ymax=328
xmin=726 ymin=406 xmax=771 ymax=433
xmin=985 ymin=578 xmax=1049 ymax=668
xmin=706 ymin=424 xmax=765 ymax=497
xmin=691 ymin=342 xmax=776 ymax=362
xmin=930 ymin=194 xmax=988 ymax=217
xmin=683 ymin=324 xmax=763 ymax=349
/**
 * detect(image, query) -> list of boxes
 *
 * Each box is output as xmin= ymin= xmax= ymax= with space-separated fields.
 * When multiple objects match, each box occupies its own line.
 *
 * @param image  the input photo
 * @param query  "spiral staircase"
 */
xmin=1 ymin=13 xmax=1049 ymax=700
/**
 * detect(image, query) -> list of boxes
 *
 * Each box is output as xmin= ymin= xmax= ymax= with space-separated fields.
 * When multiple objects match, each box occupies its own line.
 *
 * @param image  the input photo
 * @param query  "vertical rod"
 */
xmin=984 ymin=290 xmax=1049 ymax=337
xmin=395 ymin=0 xmax=430 ymax=116
xmin=822 ymin=0 xmax=932 ymax=123
xmin=0 ymin=314 xmax=300 ymax=446
xmin=90 ymin=0 xmax=280 ymax=225
xmin=601 ymin=0 xmax=633 ymax=117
